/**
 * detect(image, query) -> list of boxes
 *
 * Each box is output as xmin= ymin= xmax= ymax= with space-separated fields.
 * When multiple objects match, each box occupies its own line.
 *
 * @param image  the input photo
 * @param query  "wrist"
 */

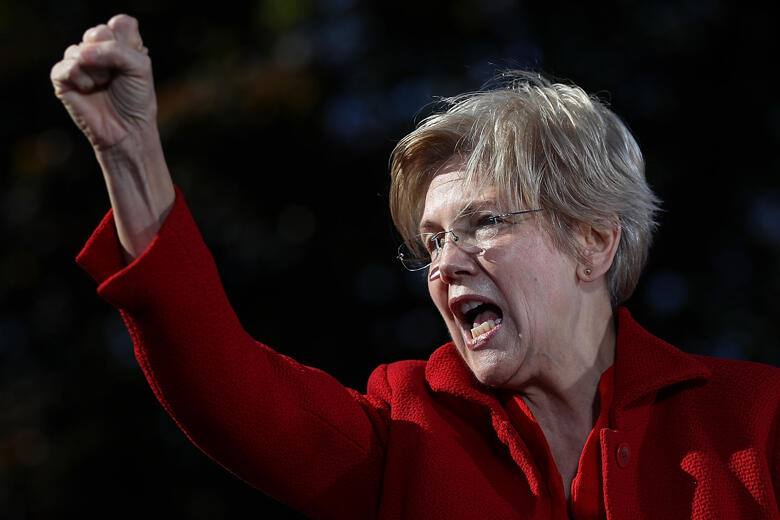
xmin=95 ymin=125 xmax=175 ymax=261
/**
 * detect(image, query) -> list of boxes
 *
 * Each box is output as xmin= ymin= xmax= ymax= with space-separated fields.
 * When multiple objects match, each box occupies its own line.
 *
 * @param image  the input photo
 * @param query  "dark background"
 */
xmin=2 ymin=0 xmax=779 ymax=517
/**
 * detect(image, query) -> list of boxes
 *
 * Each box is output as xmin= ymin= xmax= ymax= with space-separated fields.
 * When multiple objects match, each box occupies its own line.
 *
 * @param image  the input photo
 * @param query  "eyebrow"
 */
xmin=417 ymin=199 xmax=499 ymax=234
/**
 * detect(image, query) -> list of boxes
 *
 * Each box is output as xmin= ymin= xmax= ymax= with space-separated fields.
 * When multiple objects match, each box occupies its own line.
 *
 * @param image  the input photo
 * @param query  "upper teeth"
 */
xmin=460 ymin=300 xmax=483 ymax=315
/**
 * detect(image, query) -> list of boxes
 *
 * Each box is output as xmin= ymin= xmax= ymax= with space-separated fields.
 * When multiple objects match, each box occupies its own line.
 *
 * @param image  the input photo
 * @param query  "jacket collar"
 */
xmin=425 ymin=341 xmax=494 ymax=407
xmin=425 ymin=307 xmax=711 ymax=412
xmin=611 ymin=307 xmax=710 ymax=409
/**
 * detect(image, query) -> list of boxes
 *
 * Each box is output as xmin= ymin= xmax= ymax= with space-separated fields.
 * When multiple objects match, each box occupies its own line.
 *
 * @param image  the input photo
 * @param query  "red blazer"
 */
xmin=78 ymin=188 xmax=780 ymax=519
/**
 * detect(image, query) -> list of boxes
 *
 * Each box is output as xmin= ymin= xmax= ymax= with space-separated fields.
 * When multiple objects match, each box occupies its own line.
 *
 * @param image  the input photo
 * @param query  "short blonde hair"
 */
xmin=389 ymin=70 xmax=661 ymax=305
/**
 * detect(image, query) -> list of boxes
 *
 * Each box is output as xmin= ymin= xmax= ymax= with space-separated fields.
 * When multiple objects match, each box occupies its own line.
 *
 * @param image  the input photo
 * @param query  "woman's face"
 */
xmin=423 ymin=169 xmax=583 ymax=389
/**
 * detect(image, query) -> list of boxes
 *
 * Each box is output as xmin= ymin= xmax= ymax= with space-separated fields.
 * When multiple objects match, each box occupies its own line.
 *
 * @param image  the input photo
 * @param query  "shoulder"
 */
xmin=671 ymin=355 xmax=780 ymax=450
xmin=653 ymin=353 xmax=780 ymax=442
xmin=615 ymin=308 xmax=780 ymax=426
xmin=690 ymin=354 xmax=780 ymax=403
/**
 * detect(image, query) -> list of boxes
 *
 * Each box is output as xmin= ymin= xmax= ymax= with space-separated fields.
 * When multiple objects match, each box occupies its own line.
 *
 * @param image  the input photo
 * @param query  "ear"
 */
xmin=576 ymin=217 xmax=621 ymax=282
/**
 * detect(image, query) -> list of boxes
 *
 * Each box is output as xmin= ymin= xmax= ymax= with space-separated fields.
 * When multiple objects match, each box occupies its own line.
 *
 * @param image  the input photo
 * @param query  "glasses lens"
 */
xmin=472 ymin=217 xmax=499 ymax=246
xmin=453 ymin=213 xmax=498 ymax=253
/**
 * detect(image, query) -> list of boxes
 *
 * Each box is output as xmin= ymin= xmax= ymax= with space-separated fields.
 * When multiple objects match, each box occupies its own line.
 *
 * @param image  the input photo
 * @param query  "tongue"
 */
xmin=472 ymin=308 xmax=501 ymax=329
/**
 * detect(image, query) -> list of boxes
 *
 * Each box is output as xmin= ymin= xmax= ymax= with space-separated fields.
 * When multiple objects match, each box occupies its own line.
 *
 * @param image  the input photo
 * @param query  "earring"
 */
xmin=584 ymin=268 xmax=592 ymax=276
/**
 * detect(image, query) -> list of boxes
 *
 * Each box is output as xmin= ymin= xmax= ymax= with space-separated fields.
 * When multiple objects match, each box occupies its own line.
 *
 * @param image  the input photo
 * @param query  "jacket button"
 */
xmin=617 ymin=443 xmax=631 ymax=468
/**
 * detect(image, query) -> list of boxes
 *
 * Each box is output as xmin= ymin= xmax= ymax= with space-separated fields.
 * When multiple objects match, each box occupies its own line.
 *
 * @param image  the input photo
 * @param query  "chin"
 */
xmin=465 ymin=350 xmax=518 ymax=389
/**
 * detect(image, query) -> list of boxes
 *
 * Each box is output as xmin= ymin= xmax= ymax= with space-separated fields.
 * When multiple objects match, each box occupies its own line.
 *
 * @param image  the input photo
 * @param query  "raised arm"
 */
xmin=50 ymin=14 xmax=174 ymax=262
xmin=53 ymin=16 xmax=391 ymax=518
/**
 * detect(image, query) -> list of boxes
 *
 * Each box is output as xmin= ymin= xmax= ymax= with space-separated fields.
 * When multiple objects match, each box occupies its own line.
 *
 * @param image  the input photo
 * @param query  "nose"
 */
xmin=435 ymin=236 xmax=477 ymax=284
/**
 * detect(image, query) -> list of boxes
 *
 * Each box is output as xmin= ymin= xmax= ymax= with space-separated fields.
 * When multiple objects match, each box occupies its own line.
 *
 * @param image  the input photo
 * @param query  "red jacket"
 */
xmin=78 ymin=188 xmax=780 ymax=519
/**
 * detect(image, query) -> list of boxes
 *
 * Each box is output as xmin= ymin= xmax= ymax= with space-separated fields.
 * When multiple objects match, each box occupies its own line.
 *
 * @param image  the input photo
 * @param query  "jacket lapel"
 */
xmin=424 ymin=343 xmax=545 ymax=495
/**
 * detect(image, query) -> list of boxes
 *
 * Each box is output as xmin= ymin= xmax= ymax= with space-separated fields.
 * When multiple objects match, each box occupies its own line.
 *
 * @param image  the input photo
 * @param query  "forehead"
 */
xmin=420 ymin=170 xmax=497 ymax=227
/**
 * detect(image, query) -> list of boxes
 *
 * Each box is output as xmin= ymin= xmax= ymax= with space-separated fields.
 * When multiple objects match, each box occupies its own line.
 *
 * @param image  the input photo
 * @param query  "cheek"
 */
xmin=428 ymin=276 xmax=458 ymax=328
xmin=501 ymin=257 xmax=576 ymax=329
xmin=496 ymin=259 xmax=562 ymax=326
xmin=427 ymin=274 xmax=445 ymax=311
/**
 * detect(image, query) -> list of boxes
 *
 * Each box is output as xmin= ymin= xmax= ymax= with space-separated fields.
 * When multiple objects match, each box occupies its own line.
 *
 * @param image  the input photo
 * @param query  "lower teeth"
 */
xmin=471 ymin=319 xmax=500 ymax=339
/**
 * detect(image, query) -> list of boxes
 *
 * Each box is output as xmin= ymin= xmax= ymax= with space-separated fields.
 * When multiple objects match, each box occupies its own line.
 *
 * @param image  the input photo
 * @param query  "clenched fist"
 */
xmin=51 ymin=14 xmax=155 ymax=151
xmin=52 ymin=14 xmax=175 ymax=262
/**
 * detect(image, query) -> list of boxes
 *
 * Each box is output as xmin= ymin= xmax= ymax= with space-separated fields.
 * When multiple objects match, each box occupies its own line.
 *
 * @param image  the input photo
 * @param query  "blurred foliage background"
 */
xmin=1 ymin=0 xmax=779 ymax=517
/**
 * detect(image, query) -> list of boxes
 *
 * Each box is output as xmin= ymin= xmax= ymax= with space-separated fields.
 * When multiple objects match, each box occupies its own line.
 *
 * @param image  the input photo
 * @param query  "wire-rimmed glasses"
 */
xmin=396 ymin=209 xmax=544 ymax=271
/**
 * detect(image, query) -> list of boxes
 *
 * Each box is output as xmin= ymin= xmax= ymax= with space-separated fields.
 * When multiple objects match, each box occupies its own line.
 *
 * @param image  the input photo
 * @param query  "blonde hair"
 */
xmin=389 ymin=70 xmax=661 ymax=305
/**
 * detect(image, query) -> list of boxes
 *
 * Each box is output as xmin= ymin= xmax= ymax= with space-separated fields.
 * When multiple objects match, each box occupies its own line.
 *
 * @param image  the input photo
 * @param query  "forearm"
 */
xmin=95 ymin=126 xmax=174 ymax=263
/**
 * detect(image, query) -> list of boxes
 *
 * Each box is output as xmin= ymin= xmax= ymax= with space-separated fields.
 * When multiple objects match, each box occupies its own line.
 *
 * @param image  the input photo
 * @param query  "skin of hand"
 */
xmin=51 ymin=14 xmax=175 ymax=262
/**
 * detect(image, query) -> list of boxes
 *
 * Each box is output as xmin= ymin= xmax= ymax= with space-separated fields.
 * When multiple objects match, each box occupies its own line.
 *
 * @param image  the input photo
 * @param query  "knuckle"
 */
xmin=87 ymin=24 xmax=115 ymax=42
xmin=52 ymin=59 xmax=71 ymax=77
xmin=64 ymin=44 xmax=79 ymax=59
xmin=49 ymin=62 xmax=62 ymax=80
xmin=110 ymin=13 xmax=139 ymax=31
xmin=60 ymin=61 xmax=80 ymax=81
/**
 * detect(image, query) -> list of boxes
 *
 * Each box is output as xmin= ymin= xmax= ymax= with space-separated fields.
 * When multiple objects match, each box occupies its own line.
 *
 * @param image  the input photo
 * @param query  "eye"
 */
xmin=474 ymin=214 xmax=501 ymax=228
xmin=421 ymin=233 xmax=441 ymax=255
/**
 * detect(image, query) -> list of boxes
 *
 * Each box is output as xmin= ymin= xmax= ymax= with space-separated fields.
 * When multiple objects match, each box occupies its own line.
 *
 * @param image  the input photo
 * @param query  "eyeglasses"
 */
xmin=396 ymin=209 xmax=544 ymax=271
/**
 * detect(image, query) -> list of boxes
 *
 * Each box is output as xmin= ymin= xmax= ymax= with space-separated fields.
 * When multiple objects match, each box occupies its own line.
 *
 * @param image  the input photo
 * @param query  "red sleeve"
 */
xmin=774 ymin=410 xmax=780 ymax=509
xmin=76 ymin=187 xmax=389 ymax=519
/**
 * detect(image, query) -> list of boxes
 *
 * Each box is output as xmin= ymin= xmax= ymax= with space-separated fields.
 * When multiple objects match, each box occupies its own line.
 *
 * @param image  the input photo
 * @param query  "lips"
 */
xmin=449 ymin=295 xmax=504 ymax=348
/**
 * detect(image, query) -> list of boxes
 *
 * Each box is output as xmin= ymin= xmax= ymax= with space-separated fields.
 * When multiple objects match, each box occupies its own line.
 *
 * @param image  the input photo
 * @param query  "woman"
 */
xmin=52 ymin=14 xmax=780 ymax=520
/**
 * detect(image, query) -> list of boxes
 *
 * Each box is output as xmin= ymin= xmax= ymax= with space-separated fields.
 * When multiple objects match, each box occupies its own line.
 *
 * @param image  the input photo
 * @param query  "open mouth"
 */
xmin=459 ymin=300 xmax=503 ymax=340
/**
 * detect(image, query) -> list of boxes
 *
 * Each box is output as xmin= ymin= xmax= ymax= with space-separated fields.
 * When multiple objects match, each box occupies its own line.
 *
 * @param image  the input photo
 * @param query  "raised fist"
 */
xmin=50 ymin=14 xmax=156 ymax=152
xmin=52 ymin=14 xmax=175 ymax=261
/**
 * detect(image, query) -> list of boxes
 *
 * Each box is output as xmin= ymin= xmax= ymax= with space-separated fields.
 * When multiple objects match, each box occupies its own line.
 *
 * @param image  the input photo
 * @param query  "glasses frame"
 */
xmin=396 ymin=208 xmax=544 ymax=271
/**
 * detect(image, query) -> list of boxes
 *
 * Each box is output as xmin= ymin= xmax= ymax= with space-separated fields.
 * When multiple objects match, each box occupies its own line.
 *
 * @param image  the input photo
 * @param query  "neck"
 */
xmin=521 ymin=303 xmax=616 ymax=432
xmin=517 ymin=304 xmax=616 ymax=502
